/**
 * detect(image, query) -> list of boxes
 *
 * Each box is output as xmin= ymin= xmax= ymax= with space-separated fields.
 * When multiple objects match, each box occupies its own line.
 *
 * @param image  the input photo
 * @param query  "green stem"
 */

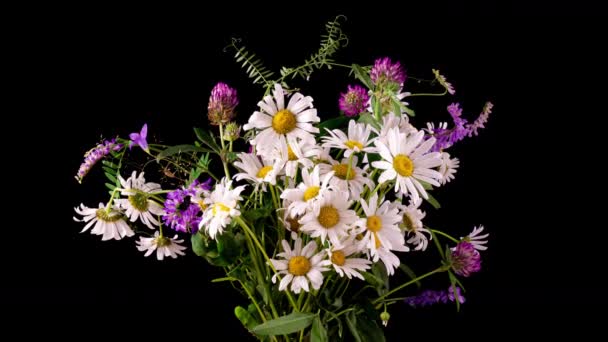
xmin=429 ymin=229 xmax=460 ymax=243
xmin=372 ymin=267 xmax=446 ymax=304
xmin=407 ymin=90 xmax=447 ymax=97
xmin=237 ymin=279 xmax=267 ymax=323
xmin=326 ymin=62 xmax=353 ymax=69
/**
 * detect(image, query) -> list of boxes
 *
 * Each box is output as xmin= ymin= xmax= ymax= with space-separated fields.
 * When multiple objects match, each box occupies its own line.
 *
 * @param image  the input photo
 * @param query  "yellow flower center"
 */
xmin=287 ymin=145 xmax=298 ymax=161
xmin=303 ymin=186 xmax=320 ymax=201
xmin=344 ymin=140 xmax=364 ymax=150
xmin=374 ymin=232 xmax=382 ymax=248
xmin=331 ymin=250 xmax=346 ymax=266
xmin=393 ymin=154 xmax=414 ymax=177
xmin=288 ymin=256 xmax=311 ymax=276
xmin=286 ymin=216 xmax=301 ymax=233
xmin=155 ymin=236 xmax=171 ymax=247
xmin=355 ymin=233 xmax=364 ymax=241
xmin=257 ymin=166 xmax=273 ymax=178
xmin=212 ymin=203 xmax=231 ymax=215
xmin=128 ymin=192 xmax=149 ymax=212
xmin=332 ymin=164 xmax=356 ymax=180
xmin=366 ymin=215 xmax=382 ymax=232
xmin=95 ymin=209 xmax=123 ymax=222
xmin=402 ymin=213 xmax=415 ymax=231
xmin=198 ymin=200 xmax=207 ymax=211
xmin=272 ymin=109 xmax=297 ymax=134
xmin=318 ymin=206 xmax=340 ymax=228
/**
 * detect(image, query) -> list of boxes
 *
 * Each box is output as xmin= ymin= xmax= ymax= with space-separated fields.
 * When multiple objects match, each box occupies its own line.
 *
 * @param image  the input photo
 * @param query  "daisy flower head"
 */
xmin=375 ymin=246 xmax=402 ymax=276
xmin=462 ymin=225 xmax=489 ymax=251
xmin=399 ymin=199 xmax=431 ymax=251
xmin=357 ymin=193 xmax=407 ymax=257
xmin=273 ymin=138 xmax=319 ymax=178
xmin=319 ymin=155 xmax=374 ymax=201
xmin=243 ymin=83 xmax=319 ymax=155
xmin=233 ymin=152 xmax=280 ymax=191
xmin=269 ymin=238 xmax=329 ymax=294
xmin=339 ymin=84 xmax=369 ymax=117
xmin=115 ymin=171 xmax=165 ymax=229
xmin=378 ymin=113 xmax=418 ymax=144
xmin=199 ymin=178 xmax=246 ymax=239
xmin=281 ymin=165 xmax=333 ymax=218
xmin=136 ymin=231 xmax=187 ymax=260
xmin=74 ymin=203 xmax=134 ymax=241
xmin=299 ymin=189 xmax=358 ymax=247
xmin=438 ymin=152 xmax=459 ymax=185
xmin=372 ymin=128 xmax=443 ymax=202
xmin=326 ymin=238 xmax=372 ymax=280
xmin=322 ymin=120 xmax=376 ymax=158
xmin=432 ymin=69 xmax=456 ymax=95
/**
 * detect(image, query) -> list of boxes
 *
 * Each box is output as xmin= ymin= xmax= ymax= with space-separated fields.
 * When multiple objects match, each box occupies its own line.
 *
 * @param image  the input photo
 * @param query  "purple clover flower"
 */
xmin=75 ymin=139 xmax=122 ymax=183
xmin=404 ymin=287 xmax=465 ymax=307
xmin=163 ymin=179 xmax=212 ymax=233
xmin=129 ymin=123 xmax=149 ymax=152
xmin=450 ymin=241 xmax=482 ymax=277
xmin=370 ymin=57 xmax=406 ymax=87
xmin=339 ymin=84 xmax=369 ymax=117
xmin=208 ymin=82 xmax=239 ymax=125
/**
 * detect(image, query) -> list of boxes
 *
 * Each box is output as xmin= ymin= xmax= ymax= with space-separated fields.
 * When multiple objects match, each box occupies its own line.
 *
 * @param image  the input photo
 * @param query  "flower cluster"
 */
xmin=73 ymin=19 xmax=492 ymax=341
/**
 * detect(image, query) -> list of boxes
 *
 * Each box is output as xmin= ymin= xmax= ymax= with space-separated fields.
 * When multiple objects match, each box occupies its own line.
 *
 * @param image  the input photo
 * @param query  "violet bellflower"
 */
xmin=129 ymin=123 xmax=149 ymax=152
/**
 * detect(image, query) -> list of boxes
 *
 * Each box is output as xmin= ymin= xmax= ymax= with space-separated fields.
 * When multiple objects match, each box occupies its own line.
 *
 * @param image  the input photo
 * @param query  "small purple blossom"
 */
xmin=163 ymin=179 xmax=212 ymax=233
xmin=339 ymin=84 xmax=369 ymax=117
xmin=129 ymin=123 xmax=149 ymax=152
xmin=450 ymin=241 xmax=482 ymax=277
xmin=426 ymin=102 xmax=493 ymax=151
xmin=404 ymin=287 xmax=465 ymax=307
xmin=370 ymin=57 xmax=406 ymax=86
xmin=75 ymin=139 xmax=122 ymax=183
xmin=208 ymin=82 xmax=239 ymax=125
xmin=467 ymin=102 xmax=493 ymax=137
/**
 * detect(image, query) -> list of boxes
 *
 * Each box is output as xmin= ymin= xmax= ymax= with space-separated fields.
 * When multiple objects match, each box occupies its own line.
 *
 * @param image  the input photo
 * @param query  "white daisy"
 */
xmin=299 ymin=190 xmax=358 ymax=247
xmin=115 ymin=171 xmax=165 ymax=229
xmin=233 ymin=152 xmax=280 ymax=191
xmin=322 ymin=120 xmax=376 ymax=157
xmin=281 ymin=165 xmax=333 ymax=218
xmin=74 ymin=203 xmax=134 ymax=241
xmin=269 ymin=238 xmax=329 ymax=294
xmin=319 ymin=155 xmax=374 ymax=201
xmin=463 ymin=225 xmax=489 ymax=251
xmin=136 ymin=231 xmax=187 ymax=260
xmin=372 ymin=128 xmax=443 ymax=202
xmin=377 ymin=113 xmax=418 ymax=144
xmin=399 ymin=199 xmax=431 ymax=251
xmin=199 ymin=178 xmax=246 ymax=239
xmin=273 ymin=138 xmax=319 ymax=178
xmin=375 ymin=246 xmax=402 ymax=276
xmin=357 ymin=193 xmax=407 ymax=256
xmin=243 ymin=83 xmax=319 ymax=155
xmin=326 ymin=239 xmax=372 ymax=280
xmin=438 ymin=152 xmax=459 ymax=185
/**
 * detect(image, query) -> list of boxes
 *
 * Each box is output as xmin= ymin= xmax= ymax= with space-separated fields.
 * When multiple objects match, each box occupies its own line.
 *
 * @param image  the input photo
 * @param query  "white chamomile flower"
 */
xmin=438 ymin=152 xmax=459 ymax=185
xmin=322 ymin=120 xmax=376 ymax=157
xmin=399 ymin=199 xmax=431 ymax=251
xmin=463 ymin=225 xmax=489 ymax=251
xmin=74 ymin=203 xmax=134 ymax=241
xmin=358 ymin=193 xmax=407 ymax=256
xmin=269 ymin=238 xmax=329 ymax=294
xmin=115 ymin=171 xmax=165 ymax=229
xmin=372 ymin=128 xmax=443 ymax=202
xmin=326 ymin=239 xmax=372 ymax=280
xmin=319 ymin=155 xmax=374 ymax=201
xmin=136 ymin=231 xmax=187 ymax=260
xmin=299 ymin=190 xmax=358 ymax=247
xmin=199 ymin=178 xmax=246 ymax=239
xmin=233 ymin=152 xmax=280 ymax=191
xmin=281 ymin=165 xmax=333 ymax=218
xmin=377 ymin=113 xmax=418 ymax=144
xmin=243 ymin=83 xmax=319 ymax=155
xmin=273 ymin=138 xmax=318 ymax=178
xmin=375 ymin=246 xmax=402 ymax=276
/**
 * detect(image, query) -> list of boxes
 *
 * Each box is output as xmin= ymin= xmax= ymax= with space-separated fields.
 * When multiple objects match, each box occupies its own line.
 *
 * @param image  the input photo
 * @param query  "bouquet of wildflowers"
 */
xmin=73 ymin=17 xmax=492 ymax=341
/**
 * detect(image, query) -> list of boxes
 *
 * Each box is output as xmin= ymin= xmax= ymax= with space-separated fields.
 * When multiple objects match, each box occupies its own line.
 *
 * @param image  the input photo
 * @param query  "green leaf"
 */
xmin=402 ymin=105 xmax=415 ymax=117
xmin=310 ymin=316 xmax=328 ymax=342
xmin=104 ymin=182 xmax=117 ymax=191
xmin=104 ymin=172 xmax=117 ymax=184
xmin=345 ymin=311 xmax=363 ymax=342
xmin=194 ymin=127 xmax=221 ymax=152
xmin=356 ymin=316 xmax=386 ymax=342
xmin=352 ymin=64 xmax=373 ymax=89
xmin=242 ymin=205 xmax=273 ymax=223
xmin=399 ymin=263 xmax=421 ymax=289
xmin=357 ymin=112 xmax=380 ymax=131
xmin=372 ymin=96 xmax=382 ymax=120
xmin=418 ymin=180 xmax=433 ymax=190
xmin=392 ymin=98 xmax=401 ymax=116
xmin=102 ymin=160 xmax=119 ymax=169
xmin=371 ymin=262 xmax=389 ymax=295
xmin=425 ymin=193 xmax=441 ymax=209
xmin=317 ymin=116 xmax=349 ymax=135
xmin=235 ymin=306 xmax=260 ymax=331
xmin=251 ymin=312 xmax=316 ymax=336
xmin=101 ymin=166 xmax=116 ymax=175
xmin=156 ymin=144 xmax=212 ymax=161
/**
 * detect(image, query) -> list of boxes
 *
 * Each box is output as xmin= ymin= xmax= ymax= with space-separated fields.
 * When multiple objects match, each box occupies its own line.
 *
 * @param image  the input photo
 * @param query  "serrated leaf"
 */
xmin=156 ymin=145 xmax=212 ymax=161
xmin=251 ymin=312 xmax=315 ymax=336
xmin=311 ymin=317 xmax=328 ymax=342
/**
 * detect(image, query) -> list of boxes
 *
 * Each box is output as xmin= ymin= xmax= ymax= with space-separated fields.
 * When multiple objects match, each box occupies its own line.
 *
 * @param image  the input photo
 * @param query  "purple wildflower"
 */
xmin=129 ymin=123 xmax=149 ymax=152
xmin=163 ymin=179 xmax=212 ymax=233
xmin=208 ymin=82 xmax=239 ymax=125
xmin=404 ymin=287 xmax=465 ymax=307
xmin=339 ymin=84 xmax=369 ymax=117
xmin=426 ymin=102 xmax=493 ymax=151
xmin=467 ymin=102 xmax=493 ymax=137
xmin=75 ymin=139 xmax=122 ymax=183
xmin=370 ymin=57 xmax=406 ymax=87
xmin=450 ymin=241 xmax=482 ymax=277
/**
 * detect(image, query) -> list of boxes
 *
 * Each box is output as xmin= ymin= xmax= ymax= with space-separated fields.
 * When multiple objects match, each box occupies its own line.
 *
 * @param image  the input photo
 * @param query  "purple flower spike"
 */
xmin=339 ymin=84 xmax=369 ymax=117
xmin=129 ymin=123 xmax=149 ymax=152
xmin=450 ymin=241 xmax=482 ymax=277
xmin=75 ymin=139 xmax=122 ymax=183
xmin=404 ymin=287 xmax=466 ymax=308
xmin=370 ymin=57 xmax=406 ymax=87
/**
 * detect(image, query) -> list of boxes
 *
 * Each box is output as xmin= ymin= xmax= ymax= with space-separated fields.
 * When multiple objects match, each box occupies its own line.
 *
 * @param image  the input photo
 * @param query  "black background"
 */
xmin=8 ymin=2 xmax=606 ymax=338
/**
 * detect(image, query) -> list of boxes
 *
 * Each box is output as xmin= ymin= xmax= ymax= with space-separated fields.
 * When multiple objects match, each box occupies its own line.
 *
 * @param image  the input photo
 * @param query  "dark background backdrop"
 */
xmin=7 ymin=2 xmax=606 ymax=338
